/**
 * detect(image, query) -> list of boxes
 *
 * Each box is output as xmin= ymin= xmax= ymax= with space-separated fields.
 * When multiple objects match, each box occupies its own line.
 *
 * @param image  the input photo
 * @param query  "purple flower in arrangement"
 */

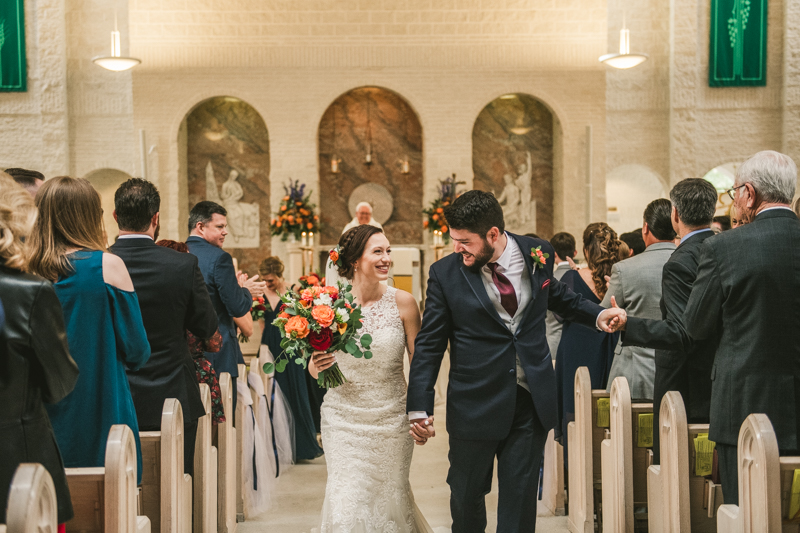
xmin=283 ymin=180 xmax=307 ymax=202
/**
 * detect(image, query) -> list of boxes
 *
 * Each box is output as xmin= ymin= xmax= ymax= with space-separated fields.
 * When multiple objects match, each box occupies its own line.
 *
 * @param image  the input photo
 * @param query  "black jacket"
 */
xmin=407 ymin=234 xmax=602 ymax=439
xmin=624 ymin=229 xmax=718 ymax=424
xmin=110 ymin=238 xmax=218 ymax=428
xmin=684 ymin=209 xmax=800 ymax=448
xmin=0 ymin=264 xmax=79 ymax=523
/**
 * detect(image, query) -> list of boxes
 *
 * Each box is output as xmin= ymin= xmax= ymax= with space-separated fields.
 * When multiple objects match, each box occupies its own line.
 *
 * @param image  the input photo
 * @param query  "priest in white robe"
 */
xmin=342 ymin=201 xmax=383 ymax=233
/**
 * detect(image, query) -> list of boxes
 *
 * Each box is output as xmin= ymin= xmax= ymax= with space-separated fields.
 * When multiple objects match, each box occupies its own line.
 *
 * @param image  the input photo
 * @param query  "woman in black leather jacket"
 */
xmin=0 ymin=173 xmax=79 ymax=525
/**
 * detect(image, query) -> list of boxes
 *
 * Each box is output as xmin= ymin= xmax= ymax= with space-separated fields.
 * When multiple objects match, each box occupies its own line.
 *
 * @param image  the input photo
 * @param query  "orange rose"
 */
xmin=301 ymin=288 xmax=315 ymax=301
xmin=323 ymin=285 xmax=339 ymax=299
xmin=307 ymin=274 xmax=320 ymax=286
xmin=440 ymin=225 xmax=447 ymax=232
xmin=281 ymin=205 xmax=287 ymax=211
xmin=311 ymin=305 xmax=335 ymax=328
xmin=432 ymin=214 xmax=439 ymax=221
xmin=284 ymin=316 xmax=309 ymax=338
xmin=307 ymin=222 xmax=314 ymax=229
xmin=278 ymin=312 xmax=290 ymax=319
xmin=329 ymin=250 xmax=339 ymax=263
xmin=287 ymin=215 xmax=295 ymax=223
xmin=436 ymin=207 xmax=443 ymax=213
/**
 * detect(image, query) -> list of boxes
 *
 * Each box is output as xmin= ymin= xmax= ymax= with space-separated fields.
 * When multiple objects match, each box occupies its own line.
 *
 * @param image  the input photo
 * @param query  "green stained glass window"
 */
xmin=0 ymin=0 xmax=26 ymax=92
xmin=709 ymin=0 xmax=768 ymax=87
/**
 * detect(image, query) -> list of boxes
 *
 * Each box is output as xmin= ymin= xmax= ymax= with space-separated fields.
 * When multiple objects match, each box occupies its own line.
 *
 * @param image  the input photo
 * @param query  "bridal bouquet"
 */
xmin=263 ymin=281 xmax=373 ymax=389
xmin=238 ymin=296 xmax=268 ymax=343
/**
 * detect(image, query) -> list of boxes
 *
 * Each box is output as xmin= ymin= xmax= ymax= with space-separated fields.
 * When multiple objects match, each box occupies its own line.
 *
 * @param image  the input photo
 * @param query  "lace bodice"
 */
xmin=319 ymin=286 xmax=431 ymax=533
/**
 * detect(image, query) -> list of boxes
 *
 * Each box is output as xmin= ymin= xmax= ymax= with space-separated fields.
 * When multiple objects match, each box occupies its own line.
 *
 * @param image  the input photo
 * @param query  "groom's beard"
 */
xmin=462 ymin=239 xmax=495 ymax=273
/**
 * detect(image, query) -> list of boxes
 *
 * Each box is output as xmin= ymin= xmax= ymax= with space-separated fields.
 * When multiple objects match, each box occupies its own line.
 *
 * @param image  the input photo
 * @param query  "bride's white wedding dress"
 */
xmin=319 ymin=286 xmax=434 ymax=533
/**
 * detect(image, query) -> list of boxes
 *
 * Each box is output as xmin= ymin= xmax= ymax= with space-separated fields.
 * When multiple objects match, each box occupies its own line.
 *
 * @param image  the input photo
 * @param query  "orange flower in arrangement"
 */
xmin=306 ymin=274 xmax=320 ymax=286
xmin=443 ymin=201 xmax=450 ymax=206
xmin=300 ymin=288 xmax=316 ymax=302
xmin=287 ymin=215 xmax=295 ymax=224
xmin=329 ymin=249 xmax=339 ymax=264
xmin=271 ymin=218 xmax=276 ymax=225
xmin=278 ymin=311 xmax=290 ymax=319
xmin=283 ymin=195 xmax=290 ymax=201
xmin=338 ymin=323 xmax=347 ymax=335
xmin=307 ymin=222 xmax=314 ymax=229
xmin=314 ymin=215 xmax=319 ymax=220
xmin=323 ymin=285 xmax=339 ymax=299
xmin=281 ymin=205 xmax=287 ymax=211
xmin=440 ymin=225 xmax=447 ymax=232
xmin=276 ymin=221 xmax=283 ymax=228
xmin=300 ymin=208 xmax=310 ymax=216
xmin=284 ymin=316 xmax=310 ymax=339
xmin=432 ymin=214 xmax=439 ymax=221
xmin=296 ymin=201 xmax=303 ymax=207
xmin=311 ymin=305 xmax=336 ymax=328
xmin=436 ymin=207 xmax=443 ymax=213
xmin=423 ymin=220 xmax=429 ymax=228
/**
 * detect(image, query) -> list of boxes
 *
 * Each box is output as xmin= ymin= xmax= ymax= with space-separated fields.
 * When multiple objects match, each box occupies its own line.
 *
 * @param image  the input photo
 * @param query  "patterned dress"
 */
xmin=188 ymin=330 xmax=226 ymax=424
xmin=319 ymin=287 xmax=432 ymax=533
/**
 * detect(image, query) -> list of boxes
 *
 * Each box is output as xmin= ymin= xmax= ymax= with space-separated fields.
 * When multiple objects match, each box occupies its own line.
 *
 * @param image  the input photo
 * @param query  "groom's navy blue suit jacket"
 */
xmin=407 ymin=233 xmax=603 ymax=440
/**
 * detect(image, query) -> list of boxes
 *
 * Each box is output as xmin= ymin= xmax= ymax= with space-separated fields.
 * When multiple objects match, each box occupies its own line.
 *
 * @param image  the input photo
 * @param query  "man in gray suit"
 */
xmin=601 ymin=199 xmax=676 ymax=400
xmin=545 ymin=232 xmax=577 ymax=359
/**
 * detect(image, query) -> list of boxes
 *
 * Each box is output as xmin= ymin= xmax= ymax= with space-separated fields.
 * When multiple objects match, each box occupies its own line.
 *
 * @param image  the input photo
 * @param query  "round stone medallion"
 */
xmin=348 ymin=183 xmax=394 ymax=225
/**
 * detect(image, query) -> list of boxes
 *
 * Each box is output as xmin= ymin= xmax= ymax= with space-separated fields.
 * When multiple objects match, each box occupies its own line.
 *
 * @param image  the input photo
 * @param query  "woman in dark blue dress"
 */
xmin=260 ymin=257 xmax=323 ymax=461
xmin=27 ymin=177 xmax=151 ymax=481
xmin=555 ymin=223 xmax=623 ymax=450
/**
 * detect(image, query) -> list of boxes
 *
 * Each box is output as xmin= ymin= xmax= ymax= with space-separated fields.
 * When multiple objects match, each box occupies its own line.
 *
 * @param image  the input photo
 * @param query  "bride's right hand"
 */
xmin=312 ymin=350 xmax=336 ymax=372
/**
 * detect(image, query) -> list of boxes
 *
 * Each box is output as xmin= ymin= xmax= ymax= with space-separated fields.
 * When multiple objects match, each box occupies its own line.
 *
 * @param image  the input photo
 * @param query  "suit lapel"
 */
xmin=510 ymin=233 xmax=543 ymax=330
xmin=460 ymin=265 xmax=506 ymax=328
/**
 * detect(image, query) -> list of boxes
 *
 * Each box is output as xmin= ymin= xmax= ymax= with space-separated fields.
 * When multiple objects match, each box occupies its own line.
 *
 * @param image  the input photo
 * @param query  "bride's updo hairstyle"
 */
xmin=337 ymin=224 xmax=384 ymax=279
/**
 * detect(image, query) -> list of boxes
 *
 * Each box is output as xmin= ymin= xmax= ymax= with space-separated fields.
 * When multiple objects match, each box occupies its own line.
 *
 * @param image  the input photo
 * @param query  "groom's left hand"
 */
xmin=597 ymin=301 xmax=627 ymax=333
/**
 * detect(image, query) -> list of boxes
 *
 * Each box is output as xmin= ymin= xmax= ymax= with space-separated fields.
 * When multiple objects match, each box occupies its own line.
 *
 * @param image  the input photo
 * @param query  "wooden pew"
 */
xmin=216 ymin=373 xmax=237 ymax=533
xmin=2 ymin=464 xmax=57 ymax=533
xmin=540 ymin=359 xmax=565 ymax=517
xmin=193 ymin=384 xmax=217 ymax=533
xmin=717 ymin=413 xmax=800 ymax=533
xmin=140 ymin=399 xmax=192 ymax=533
xmin=647 ymin=391 xmax=721 ymax=533
xmin=567 ymin=366 xmax=610 ymax=533
xmin=234 ymin=364 xmax=247 ymax=523
xmin=600 ymin=376 xmax=654 ymax=533
xmin=65 ymin=424 xmax=151 ymax=533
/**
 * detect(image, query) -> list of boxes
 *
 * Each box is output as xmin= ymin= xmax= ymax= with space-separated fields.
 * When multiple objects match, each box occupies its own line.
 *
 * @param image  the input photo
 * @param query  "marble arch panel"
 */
xmin=318 ymin=86 xmax=423 ymax=245
xmin=183 ymin=96 xmax=270 ymax=274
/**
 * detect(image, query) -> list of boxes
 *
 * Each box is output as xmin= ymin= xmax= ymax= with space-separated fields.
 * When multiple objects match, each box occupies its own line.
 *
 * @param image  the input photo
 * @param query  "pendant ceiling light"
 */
xmin=599 ymin=13 xmax=648 ymax=69
xmin=93 ymin=14 xmax=141 ymax=72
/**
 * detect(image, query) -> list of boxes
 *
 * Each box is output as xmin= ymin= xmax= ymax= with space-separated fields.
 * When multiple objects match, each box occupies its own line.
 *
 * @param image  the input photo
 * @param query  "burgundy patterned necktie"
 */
xmin=487 ymin=262 xmax=518 ymax=317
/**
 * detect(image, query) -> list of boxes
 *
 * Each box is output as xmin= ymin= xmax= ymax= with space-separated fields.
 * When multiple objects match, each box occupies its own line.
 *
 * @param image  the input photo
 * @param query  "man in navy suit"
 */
xmin=186 ymin=201 xmax=265 ymax=412
xmin=407 ymin=191 xmax=626 ymax=533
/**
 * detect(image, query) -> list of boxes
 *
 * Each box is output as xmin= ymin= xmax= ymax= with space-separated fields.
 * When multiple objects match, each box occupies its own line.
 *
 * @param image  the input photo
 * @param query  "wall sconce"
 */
xmin=399 ymin=157 xmax=410 ymax=174
xmin=331 ymin=156 xmax=341 ymax=174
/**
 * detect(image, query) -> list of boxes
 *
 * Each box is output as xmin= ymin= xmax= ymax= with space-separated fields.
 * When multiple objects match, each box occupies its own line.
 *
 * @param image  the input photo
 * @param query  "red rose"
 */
xmin=309 ymin=327 xmax=333 ymax=351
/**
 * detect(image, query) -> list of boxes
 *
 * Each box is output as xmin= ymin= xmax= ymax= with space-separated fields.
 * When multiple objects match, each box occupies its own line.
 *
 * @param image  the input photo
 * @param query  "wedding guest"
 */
xmin=342 ymin=201 xmax=383 ymax=234
xmin=620 ymin=229 xmax=645 ymax=256
xmin=110 ymin=179 xmax=218 ymax=476
xmin=0 ymin=173 xmax=79 ymax=527
xmin=602 ymin=199 xmax=676 ymax=401
xmin=794 ymin=197 xmax=800 ymax=219
xmin=5 ymin=167 xmax=44 ymax=197
xmin=681 ymin=151 xmax=800 ymax=504
xmin=545 ymin=232 xmax=577 ymax=359
xmin=554 ymin=223 xmax=622 ymax=447
xmin=27 ymin=176 xmax=150 ymax=481
xmin=260 ymin=256 xmax=323 ymax=460
xmin=156 ymin=239 xmax=226 ymax=426
xmin=711 ymin=215 xmax=731 ymax=233
xmin=187 ymin=201 xmax=265 ymax=413
xmin=619 ymin=177 xmax=718 ymax=464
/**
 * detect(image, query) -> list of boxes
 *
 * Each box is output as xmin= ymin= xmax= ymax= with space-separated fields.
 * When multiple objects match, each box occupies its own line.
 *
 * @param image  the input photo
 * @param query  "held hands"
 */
xmin=312 ymin=350 xmax=336 ymax=372
xmin=597 ymin=296 xmax=627 ymax=332
xmin=409 ymin=416 xmax=435 ymax=446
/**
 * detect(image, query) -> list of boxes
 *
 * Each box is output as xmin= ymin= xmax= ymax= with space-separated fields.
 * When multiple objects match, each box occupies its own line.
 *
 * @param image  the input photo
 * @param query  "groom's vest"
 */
xmin=478 ymin=255 xmax=533 ymax=391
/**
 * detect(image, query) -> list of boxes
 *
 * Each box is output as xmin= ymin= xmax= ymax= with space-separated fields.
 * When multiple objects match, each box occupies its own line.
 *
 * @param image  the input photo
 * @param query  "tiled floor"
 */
xmin=239 ymin=414 xmax=570 ymax=533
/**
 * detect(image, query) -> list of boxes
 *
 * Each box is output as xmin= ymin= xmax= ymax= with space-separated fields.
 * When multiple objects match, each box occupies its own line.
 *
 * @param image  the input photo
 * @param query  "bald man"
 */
xmin=342 ymin=201 xmax=383 ymax=233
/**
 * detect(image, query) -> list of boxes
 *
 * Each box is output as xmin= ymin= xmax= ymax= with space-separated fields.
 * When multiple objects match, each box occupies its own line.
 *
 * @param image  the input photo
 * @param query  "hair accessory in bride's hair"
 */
xmin=329 ymin=245 xmax=343 ymax=268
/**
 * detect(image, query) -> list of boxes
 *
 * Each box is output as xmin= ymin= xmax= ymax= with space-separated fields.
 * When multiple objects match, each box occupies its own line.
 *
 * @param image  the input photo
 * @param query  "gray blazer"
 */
xmin=601 ymin=242 xmax=675 ymax=400
xmin=545 ymin=262 xmax=572 ymax=359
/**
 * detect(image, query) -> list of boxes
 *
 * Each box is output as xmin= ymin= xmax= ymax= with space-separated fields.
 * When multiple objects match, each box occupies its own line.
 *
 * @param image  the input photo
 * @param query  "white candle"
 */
xmin=301 ymin=232 xmax=307 ymax=247
xmin=309 ymin=232 xmax=314 ymax=245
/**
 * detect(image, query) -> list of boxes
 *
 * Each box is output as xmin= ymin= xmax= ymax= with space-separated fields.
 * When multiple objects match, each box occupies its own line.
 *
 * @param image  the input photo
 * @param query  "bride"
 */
xmin=310 ymin=224 xmax=433 ymax=533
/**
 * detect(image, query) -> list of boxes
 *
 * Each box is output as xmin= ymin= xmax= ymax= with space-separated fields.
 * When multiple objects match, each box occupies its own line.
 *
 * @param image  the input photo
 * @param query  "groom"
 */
xmin=407 ymin=191 xmax=625 ymax=533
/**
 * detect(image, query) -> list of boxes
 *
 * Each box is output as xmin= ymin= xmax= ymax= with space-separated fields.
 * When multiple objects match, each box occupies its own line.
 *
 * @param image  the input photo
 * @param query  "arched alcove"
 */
xmin=605 ymin=165 xmax=667 ymax=234
xmin=702 ymin=162 xmax=740 ymax=216
xmin=83 ymin=168 xmax=134 ymax=246
xmin=318 ymin=86 xmax=423 ymax=245
xmin=183 ymin=96 xmax=270 ymax=274
xmin=472 ymin=93 xmax=555 ymax=238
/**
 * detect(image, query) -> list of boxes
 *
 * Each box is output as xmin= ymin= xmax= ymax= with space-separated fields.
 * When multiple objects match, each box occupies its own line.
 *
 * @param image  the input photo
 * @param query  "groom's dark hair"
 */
xmin=443 ymin=190 xmax=505 ymax=238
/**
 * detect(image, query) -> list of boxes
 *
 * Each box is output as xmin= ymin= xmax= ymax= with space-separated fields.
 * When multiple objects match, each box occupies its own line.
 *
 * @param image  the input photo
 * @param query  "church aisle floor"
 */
xmin=238 ymin=413 xmax=571 ymax=533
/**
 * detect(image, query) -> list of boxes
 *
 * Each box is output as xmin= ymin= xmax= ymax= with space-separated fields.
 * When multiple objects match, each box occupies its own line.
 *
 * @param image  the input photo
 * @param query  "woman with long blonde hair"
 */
xmin=0 ymin=173 xmax=79 ymax=529
xmin=27 ymin=176 xmax=151 ymax=481
xmin=554 ymin=222 xmax=624 ymax=449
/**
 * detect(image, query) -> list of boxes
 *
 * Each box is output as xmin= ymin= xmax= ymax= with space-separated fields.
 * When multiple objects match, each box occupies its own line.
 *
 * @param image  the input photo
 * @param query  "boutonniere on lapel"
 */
xmin=530 ymin=246 xmax=549 ymax=271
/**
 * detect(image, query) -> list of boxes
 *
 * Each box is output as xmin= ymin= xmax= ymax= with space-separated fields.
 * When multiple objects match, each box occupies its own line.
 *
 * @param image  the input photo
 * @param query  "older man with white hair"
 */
xmin=642 ymin=150 xmax=799 ymax=505
xmin=342 ymin=201 xmax=383 ymax=234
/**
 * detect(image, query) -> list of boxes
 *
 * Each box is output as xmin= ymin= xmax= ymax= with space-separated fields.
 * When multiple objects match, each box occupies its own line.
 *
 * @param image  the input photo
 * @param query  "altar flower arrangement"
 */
xmin=263 ymin=280 xmax=373 ymax=389
xmin=422 ymin=174 xmax=466 ymax=244
xmin=297 ymin=271 xmax=325 ymax=289
xmin=270 ymin=180 xmax=320 ymax=242
xmin=238 ymin=296 xmax=268 ymax=342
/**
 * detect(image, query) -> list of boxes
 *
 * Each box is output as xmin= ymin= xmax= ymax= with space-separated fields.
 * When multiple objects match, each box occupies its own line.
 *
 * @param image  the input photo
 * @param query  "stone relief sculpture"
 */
xmin=516 ymin=151 xmax=533 ymax=225
xmin=205 ymin=161 xmax=260 ymax=248
xmin=496 ymin=150 xmax=535 ymax=232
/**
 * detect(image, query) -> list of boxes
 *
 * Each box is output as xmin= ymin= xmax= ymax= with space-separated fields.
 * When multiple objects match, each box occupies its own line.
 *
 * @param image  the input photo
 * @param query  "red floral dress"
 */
xmin=187 ymin=330 xmax=226 ymax=425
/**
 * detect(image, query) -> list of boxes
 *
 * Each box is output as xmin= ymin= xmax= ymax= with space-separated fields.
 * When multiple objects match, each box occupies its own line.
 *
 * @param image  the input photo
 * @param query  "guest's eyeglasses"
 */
xmin=726 ymin=184 xmax=747 ymax=200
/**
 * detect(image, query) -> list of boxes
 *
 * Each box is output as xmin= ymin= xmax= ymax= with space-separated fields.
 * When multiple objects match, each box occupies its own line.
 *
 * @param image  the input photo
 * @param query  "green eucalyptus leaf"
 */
xmin=363 ymin=351 xmax=373 ymax=360
xmin=346 ymin=339 xmax=359 ymax=354
xmin=295 ymin=357 xmax=304 ymax=365
xmin=262 ymin=362 xmax=275 ymax=374
xmin=360 ymin=334 xmax=373 ymax=348
xmin=276 ymin=359 xmax=288 ymax=372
